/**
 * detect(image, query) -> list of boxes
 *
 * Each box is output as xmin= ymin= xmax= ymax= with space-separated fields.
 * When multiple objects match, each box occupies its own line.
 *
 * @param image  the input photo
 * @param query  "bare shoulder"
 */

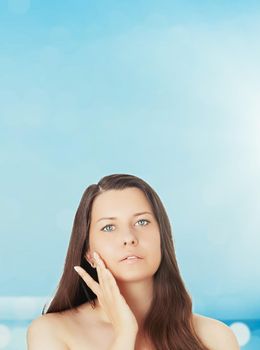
xmin=192 ymin=313 xmax=240 ymax=350
xmin=27 ymin=313 xmax=69 ymax=350
xmin=28 ymin=312 xmax=64 ymax=334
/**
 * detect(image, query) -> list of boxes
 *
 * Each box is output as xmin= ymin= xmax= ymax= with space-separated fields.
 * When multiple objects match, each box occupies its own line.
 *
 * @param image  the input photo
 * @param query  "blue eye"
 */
xmin=101 ymin=219 xmax=150 ymax=232
xmin=137 ymin=219 xmax=150 ymax=226
xmin=102 ymin=224 xmax=114 ymax=232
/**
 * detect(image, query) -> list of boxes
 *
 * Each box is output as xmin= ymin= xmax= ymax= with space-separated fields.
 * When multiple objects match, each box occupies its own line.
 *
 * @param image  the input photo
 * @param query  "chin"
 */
xmin=113 ymin=270 xmax=154 ymax=282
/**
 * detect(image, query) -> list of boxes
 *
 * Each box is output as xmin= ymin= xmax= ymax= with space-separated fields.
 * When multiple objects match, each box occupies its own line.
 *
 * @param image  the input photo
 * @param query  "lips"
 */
xmin=120 ymin=254 xmax=143 ymax=261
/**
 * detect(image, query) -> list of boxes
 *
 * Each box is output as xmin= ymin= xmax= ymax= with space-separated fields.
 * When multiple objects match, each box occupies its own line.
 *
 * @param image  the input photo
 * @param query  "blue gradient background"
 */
xmin=0 ymin=0 xmax=260 ymax=348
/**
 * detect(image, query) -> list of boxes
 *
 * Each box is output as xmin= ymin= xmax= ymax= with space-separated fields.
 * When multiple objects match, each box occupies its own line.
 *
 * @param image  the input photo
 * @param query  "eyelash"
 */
xmin=101 ymin=219 xmax=150 ymax=232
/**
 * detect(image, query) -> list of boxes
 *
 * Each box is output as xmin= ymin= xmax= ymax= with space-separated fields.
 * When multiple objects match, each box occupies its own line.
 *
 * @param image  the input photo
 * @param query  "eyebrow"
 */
xmin=95 ymin=211 xmax=153 ymax=223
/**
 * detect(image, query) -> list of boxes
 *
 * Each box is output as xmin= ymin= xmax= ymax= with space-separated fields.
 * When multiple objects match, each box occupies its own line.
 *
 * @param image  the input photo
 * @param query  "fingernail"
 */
xmin=74 ymin=266 xmax=80 ymax=272
xmin=93 ymin=251 xmax=98 ymax=260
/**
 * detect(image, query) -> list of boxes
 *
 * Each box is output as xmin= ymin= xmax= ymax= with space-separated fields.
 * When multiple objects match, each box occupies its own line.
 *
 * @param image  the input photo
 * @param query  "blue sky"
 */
xmin=1 ymin=0 xmax=260 ymax=324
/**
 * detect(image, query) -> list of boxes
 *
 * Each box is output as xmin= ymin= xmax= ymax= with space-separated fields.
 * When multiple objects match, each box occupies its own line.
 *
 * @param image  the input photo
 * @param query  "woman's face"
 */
xmin=86 ymin=187 xmax=161 ymax=282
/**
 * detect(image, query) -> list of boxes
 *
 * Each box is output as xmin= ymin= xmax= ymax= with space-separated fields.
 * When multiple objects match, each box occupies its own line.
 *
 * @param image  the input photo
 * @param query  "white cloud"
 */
xmin=0 ymin=297 xmax=49 ymax=320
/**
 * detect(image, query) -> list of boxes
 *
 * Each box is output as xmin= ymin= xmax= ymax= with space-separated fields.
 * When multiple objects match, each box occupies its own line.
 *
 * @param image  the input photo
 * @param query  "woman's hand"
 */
xmin=74 ymin=252 xmax=139 ymax=335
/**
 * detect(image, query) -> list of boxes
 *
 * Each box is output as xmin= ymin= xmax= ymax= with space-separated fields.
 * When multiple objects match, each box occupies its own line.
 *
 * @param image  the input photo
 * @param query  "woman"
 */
xmin=27 ymin=173 xmax=239 ymax=350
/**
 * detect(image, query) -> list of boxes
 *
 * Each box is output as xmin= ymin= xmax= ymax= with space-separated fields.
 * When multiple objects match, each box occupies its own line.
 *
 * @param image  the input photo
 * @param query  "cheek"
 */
xmin=148 ymin=234 xmax=161 ymax=265
xmin=89 ymin=232 xmax=103 ymax=250
xmin=91 ymin=238 xmax=114 ymax=264
xmin=139 ymin=230 xmax=160 ymax=259
xmin=146 ymin=229 xmax=161 ymax=250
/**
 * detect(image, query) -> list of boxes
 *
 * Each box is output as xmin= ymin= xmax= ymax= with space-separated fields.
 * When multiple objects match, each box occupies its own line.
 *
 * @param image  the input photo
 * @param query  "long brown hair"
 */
xmin=42 ymin=173 xmax=210 ymax=350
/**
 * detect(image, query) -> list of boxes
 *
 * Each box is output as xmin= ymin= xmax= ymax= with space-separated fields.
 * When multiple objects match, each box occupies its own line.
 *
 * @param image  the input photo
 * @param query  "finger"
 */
xmin=94 ymin=251 xmax=107 ymax=268
xmin=94 ymin=253 xmax=106 ymax=289
xmin=104 ymin=268 xmax=121 ymax=295
xmin=94 ymin=253 xmax=116 ymax=298
xmin=95 ymin=253 xmax=114 ymax=283
xmin=74 ymin=266 xmax=100 ymax=296
xmin=96 ymin=263 xmax=105 ymax=289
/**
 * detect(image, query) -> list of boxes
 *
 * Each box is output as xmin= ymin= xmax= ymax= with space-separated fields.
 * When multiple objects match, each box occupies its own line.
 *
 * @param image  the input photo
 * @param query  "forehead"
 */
xmin=91 ymin=188 xmax=152 ymax=218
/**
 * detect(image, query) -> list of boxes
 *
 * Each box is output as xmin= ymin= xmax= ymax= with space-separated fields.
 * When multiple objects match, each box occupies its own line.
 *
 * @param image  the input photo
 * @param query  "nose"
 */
xmin=123 ymin=238 xmax=137 ymax=246
xmin=122 ymin=230 xmax=138 ymax=246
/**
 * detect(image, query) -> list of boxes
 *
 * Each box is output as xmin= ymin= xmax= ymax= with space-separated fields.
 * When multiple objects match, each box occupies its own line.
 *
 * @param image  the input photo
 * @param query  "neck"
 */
xmin=117 ymin=277 xmax=154 ymax=328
